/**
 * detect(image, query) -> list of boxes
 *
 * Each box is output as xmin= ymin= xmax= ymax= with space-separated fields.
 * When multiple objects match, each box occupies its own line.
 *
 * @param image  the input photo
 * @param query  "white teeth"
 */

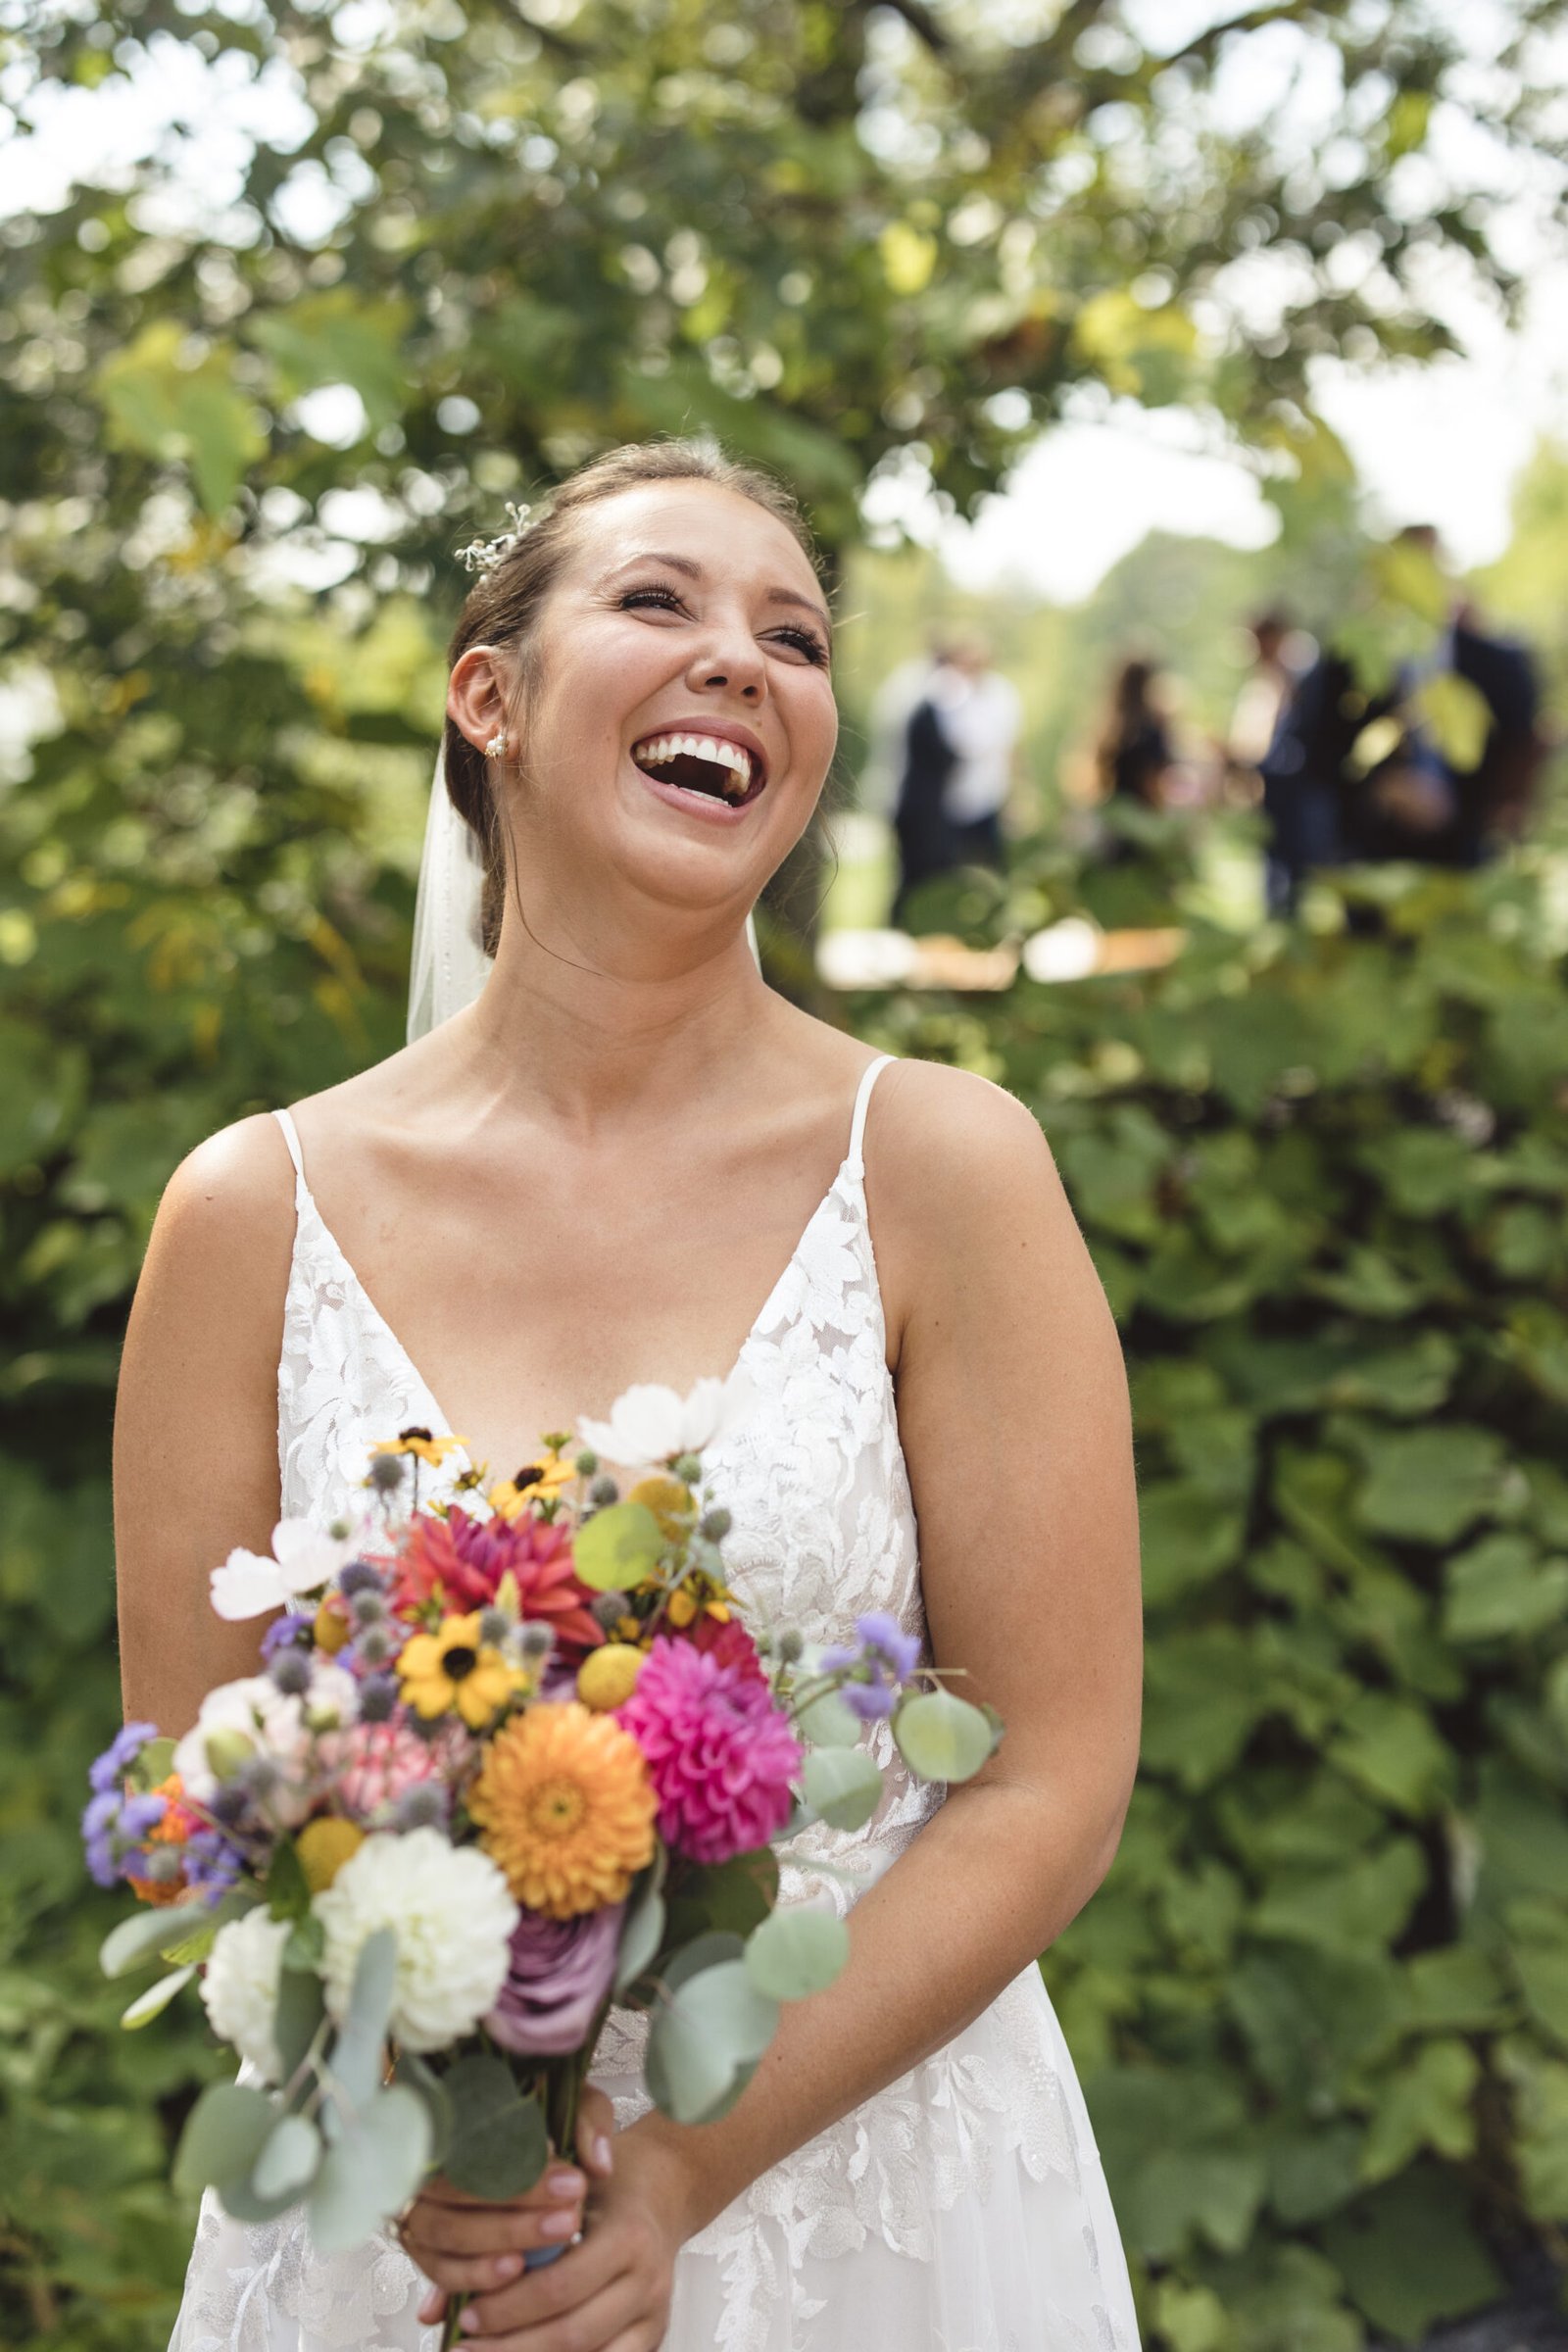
xmin=631 ymin=731 xmax=758 ymax=796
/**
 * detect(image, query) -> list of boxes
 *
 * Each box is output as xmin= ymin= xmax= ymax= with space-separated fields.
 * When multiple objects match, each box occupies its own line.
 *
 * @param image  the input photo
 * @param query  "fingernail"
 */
xmin=495 ymin=2253 xmax=523 ymax=2279
xmin=460 ymin=2310 xmax=482 ymax=2335
xmin=594 ymin=2133 xmax=613 ymax=2174
xmin=540 ymin=2206 xmax=576 ymax=2240
xmin=546 ymin=2168 xmax=583 ymax=2199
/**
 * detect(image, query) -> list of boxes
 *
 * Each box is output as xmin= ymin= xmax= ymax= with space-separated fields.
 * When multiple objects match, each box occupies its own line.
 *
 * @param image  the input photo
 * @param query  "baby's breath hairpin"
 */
xmin=455 ymin=500 xmax=535 ymax=577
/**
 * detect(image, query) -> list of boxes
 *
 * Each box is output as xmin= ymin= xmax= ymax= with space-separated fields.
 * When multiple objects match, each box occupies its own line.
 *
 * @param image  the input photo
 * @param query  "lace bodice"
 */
xmin=272 ymin=1054 xmax=942 ymax=1925
xmin=172 ymin=1055 xmax=1139 ymax=2352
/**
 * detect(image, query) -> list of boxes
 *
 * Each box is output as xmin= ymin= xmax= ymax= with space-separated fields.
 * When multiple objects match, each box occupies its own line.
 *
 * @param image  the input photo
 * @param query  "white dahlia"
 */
xmin=314 ymin=1828 xmax=518 ymax=2054
xmin=200 ymin=1908 xmax=293 ymax=2082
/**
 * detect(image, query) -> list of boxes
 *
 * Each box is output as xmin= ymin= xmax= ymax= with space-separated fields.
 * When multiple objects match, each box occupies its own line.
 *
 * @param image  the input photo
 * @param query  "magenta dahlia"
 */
xmin=618 ymin=1636 xmax=802 ymax=1865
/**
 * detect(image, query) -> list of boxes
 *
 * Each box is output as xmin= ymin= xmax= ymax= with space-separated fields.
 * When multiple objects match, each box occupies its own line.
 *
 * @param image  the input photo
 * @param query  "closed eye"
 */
xmin=617 ymin=585 xmax=830 ymax=667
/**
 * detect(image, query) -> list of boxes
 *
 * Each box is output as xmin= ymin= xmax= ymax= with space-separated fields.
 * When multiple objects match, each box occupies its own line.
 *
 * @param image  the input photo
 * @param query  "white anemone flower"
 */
xmin=315 ymin=1829 xmax=518 ymax=2053
xmin=201 ymin=1908 xmax=293 ymax=2082
xmin=577 ymin=1369 xmax=755 ymax=1470
xmin=172 ymin=1665 xmax=359 ymax=1826
xmin=210 ymin=1520 xmax=357 ymax=1622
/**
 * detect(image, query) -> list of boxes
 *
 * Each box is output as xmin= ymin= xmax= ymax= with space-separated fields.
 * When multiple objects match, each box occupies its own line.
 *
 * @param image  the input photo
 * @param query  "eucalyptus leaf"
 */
xmin=397 ymin=2053 xmax=455 ymax=2167
xmin=893 ymin=1690 xmax=995 ymax=1785
xmin=253 ymin=2112 xmax=322 ymax=2201
xmin=663 ymin=1848 xmax=779 ymax=1948
xmin=663 ymin=1931 xmax=746 ymax=1992
xmin=613 ymin=1862 xmax=667 ymax=1995
xmin=326 ymin=1928 xmax=398 ymax=2115
xmin=744 ymin=1907 xmax=850 ymax=2001
xmin=801 ymin=1747 xmax=882 ymax=1833
xmin=795 ymin=1690 xmax=862 ymax=1747
xmin=172 ymin=2082 xmax=279 ymax=2200
xmin=571 ymin=1501 xmax=664 ymax=1592
xmin=100 ymin=1897 xmax=216 ymax=1981
xmin=121 ymin=1963 xmax=196 ymax=2029
xmin=275 ymin=1966 xmax=326 ymax=2083
xmin=308 ymin=2085 xmax=431 ymax=2255
xmin=439 ymin=2053 xmax=549 ymax=2199
xmin=645 ymin=1960 xmax=780 ymax=2126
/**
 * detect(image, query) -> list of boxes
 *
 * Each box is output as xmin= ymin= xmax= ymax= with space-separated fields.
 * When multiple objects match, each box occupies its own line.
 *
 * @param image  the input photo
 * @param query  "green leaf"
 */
xmin=571 ymin=1502 xmax=664 ymax=1592
xmin=275 ymin=1966 xmax=325 ymax=2082
xmin=795 ymin=1689 xmax=862 ymax=1747
xmin=1328 ymin=1692 xmax=1450 ymax=1815
xmin=1444 ymin=1534 xmax=1568 ymax=1642
xmin=252 ymin=2112 xmax=322 ymax=2201
xmin=744 ymin=1906 xmax=850 ymax=2001
xmin=645 ymin=1960 xmax=779 ymax=2127
xmin=1358 ymin=2037 xmax=1480 ymax=2182
xmin=267 ymin=1838 xmax=313 ymax=1924
xmin=1251 ymin=1839 xmax=1426 ymax=1957
xmin=801 ymin=1747 xmax=882 ymax=1831
xmin=614 ymin=1857 xmax=668 ymax=1995
xmin=172 ymin=2082 xmax=279 ymax=2200
xmin=308 ymin=2084 xmax=431 ymax=2253
xmin=100 ymin=1896 xmax=220 ymax=1980
xmin=326 ymin=1928 xmax=397 ymax=2114
xmin=1352 ymin=1425 xmax=1504 ymax=1544
xmin=1320 ymin=2166 xmax=1500 ymax=2340
xmin=663 ymin=1848 xmax=778 ymax=1949
xmin=893 ymin=1690 xmax=995 ymax=1784
xmin=438 ymin=2053 xmax=549 ymax=2199
xmin=120 ymin=1963 xmax=196 ymax=2030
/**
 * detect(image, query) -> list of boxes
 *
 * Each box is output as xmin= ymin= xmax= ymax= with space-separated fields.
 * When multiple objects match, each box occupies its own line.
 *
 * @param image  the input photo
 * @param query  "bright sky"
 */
xmin=3 ymin=15 xmax=1565 ymax=606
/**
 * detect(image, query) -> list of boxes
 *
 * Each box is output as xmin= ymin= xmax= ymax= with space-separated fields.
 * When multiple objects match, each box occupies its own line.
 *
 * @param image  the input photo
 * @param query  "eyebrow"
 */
xmin=604 ymin=551 xmax=833 ymax=639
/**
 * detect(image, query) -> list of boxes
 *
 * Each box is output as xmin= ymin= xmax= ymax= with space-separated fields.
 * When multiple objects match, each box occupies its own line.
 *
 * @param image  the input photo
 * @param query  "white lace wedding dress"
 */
xmin=170 ymin=1056 xmax=1140 ymax=2352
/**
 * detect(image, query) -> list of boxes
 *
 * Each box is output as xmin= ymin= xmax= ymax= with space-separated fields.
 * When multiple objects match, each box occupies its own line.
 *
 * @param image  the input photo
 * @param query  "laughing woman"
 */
xmin=119 ymin=440 xmax=1144 ymax=2352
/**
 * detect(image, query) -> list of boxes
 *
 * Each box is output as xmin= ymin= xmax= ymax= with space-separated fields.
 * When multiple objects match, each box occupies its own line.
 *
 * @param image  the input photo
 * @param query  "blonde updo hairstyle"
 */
xmin=444 ymin=438 xmax=826 ymax=955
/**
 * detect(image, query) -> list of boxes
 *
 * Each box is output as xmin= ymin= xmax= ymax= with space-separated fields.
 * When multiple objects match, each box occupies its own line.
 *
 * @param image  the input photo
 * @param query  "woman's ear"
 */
xmin=447 ymin=644 xmax=516 ymax=756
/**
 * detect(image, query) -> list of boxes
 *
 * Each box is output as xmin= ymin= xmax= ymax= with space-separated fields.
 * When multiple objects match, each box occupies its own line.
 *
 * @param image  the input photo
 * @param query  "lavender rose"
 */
xmin=483 ymin=1900 xmax=625 ymax=2056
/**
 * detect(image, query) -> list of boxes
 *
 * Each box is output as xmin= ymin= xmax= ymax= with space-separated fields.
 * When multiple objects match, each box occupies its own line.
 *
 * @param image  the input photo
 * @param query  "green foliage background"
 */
xmin=5 ymin=1 xmax=1568 ymax=2344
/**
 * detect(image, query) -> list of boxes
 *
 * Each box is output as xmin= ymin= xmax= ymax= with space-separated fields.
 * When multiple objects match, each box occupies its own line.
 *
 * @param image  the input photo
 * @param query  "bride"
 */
xmin=116 ymin=438 xmax=1144 ymax=2352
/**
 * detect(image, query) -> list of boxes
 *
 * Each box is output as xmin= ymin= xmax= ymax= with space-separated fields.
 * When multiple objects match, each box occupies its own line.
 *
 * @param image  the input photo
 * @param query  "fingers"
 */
xmin=575 ymin=2085 xmax=615 ymax=2180
xmin=453 ymin=2220 xmax=626 ymax=2341
xmin=417 ymin=2166 xmax=588 ymax=2217
xmin=460 ymin=2267 xmax=645 ymax=2351
xmin=401 ymin=2179 xmax=588 ymax=2322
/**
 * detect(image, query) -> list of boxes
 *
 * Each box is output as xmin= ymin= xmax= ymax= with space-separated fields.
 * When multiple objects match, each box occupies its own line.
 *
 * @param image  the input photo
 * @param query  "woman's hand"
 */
xmin=422 ymin=2118 xmax=694 ymax=2352
xmin=404 ymin=2086 xmax=617 ymax=2332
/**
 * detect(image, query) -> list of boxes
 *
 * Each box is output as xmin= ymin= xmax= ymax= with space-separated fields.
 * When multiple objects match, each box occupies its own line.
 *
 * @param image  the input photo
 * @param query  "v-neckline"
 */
xmin=290 ymin=1152 xmax=860 ymax=1480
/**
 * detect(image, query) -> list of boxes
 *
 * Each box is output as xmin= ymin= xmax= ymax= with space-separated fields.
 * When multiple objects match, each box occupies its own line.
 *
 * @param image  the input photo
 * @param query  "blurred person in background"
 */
xmin=1095 ymin=657 xmax=1188 ymax=813
xmin=1260 ymin=529 xmax=1547 ymax=912
xmin=891 ymin=632 xmax=1022 ymax=922
xmin=1225 ymin=610 xmax=1303 ymax=807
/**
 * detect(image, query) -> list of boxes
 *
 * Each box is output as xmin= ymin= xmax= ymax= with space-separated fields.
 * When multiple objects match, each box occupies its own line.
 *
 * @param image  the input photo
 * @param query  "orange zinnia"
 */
xmin=468 ymin=1703 xmax=657 ymax=1920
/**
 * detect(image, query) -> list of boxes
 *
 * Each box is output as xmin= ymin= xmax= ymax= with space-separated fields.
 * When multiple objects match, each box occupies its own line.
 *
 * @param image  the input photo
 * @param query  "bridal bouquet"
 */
xmin=86 ymin=1377 xmax=999 ymax=2313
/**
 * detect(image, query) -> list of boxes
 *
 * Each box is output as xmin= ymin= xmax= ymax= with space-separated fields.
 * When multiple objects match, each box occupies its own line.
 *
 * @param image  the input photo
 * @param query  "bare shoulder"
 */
xmin=868 ymin=1058 xmax=1070 ymax=1239
xmin=131 ymin=1112 xmax=299 ymax=1369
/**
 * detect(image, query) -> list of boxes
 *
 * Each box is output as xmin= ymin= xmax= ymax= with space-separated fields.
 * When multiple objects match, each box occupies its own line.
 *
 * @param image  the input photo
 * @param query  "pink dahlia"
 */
xmin=391 ymin=1508 xmax=603 ymax=1659
xmin=315 ymin=1719 xmax=467 ymax=1823
xmin=618 ymin=1636 xmax=802 ymax=1865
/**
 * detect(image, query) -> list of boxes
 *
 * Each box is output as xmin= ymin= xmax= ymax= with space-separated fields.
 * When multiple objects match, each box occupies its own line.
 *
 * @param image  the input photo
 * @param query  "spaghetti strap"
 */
xmin=846 ymin=1054 xmax=895 ymax=1180
xmin=272 ymin=1105 xmax=307 ymax=1195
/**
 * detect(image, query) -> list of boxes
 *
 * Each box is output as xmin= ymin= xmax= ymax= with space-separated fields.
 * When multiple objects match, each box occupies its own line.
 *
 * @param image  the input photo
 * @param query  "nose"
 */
xmin=686 ymin=612 xmax=765 ymax=702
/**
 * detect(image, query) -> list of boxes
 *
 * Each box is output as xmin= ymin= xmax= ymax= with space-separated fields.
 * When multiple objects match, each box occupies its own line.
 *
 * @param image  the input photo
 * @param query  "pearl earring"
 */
xmin=484 ymin=731 xmax=509 ymax=759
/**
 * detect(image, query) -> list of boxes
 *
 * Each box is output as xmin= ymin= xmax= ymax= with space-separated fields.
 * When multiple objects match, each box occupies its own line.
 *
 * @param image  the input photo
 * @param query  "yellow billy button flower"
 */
xmin=488 ymin=1449 xmax=576 ymax=1522
xmin=397 ymin=1611 xmax=523 ymax=1729
xmin=373 ymin=1426 xmax=467 ymax=1469
xmin=627 ymin=1474 xmax=694 ymax=1543
xmin=576 ymin=1642 xmax=646 ymax=1713
xmin=313 ymin=1596 xmax=353 ymax=1654
xmin=297 ymin=1816 xmax=366 ymax=1893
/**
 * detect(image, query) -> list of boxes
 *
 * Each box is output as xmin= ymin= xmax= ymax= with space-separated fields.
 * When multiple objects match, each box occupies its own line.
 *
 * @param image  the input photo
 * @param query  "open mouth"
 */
xmin=630 ymin=731 xmax=765 ymax=808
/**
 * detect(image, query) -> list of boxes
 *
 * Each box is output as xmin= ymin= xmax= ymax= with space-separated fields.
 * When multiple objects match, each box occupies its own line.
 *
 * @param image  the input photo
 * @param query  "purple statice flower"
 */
xmin=81 ymin=1786 xmax=167 ymax=1888
xmin=88 ymin=1721 xmax=158 ymax=1797
xmin=181 ymin=1826 xmax=245 ymax=1901
xmin=819 ymin=1612 xmax=923 ymax=1722
xmin=262 ymin=1612 xmax=314 ymax=1661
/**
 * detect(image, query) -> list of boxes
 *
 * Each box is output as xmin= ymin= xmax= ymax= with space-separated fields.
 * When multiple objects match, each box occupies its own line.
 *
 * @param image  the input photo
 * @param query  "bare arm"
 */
xmin=115 ymin=1116 xmax=297 ymax=1733
xmin=459 ymin=1064 xmax=1143 ymax=2347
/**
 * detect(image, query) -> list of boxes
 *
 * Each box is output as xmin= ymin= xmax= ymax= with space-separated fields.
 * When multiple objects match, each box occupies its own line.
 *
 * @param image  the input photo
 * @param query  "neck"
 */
xmin=454 ymin=898 xmax=775 ymax=1129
